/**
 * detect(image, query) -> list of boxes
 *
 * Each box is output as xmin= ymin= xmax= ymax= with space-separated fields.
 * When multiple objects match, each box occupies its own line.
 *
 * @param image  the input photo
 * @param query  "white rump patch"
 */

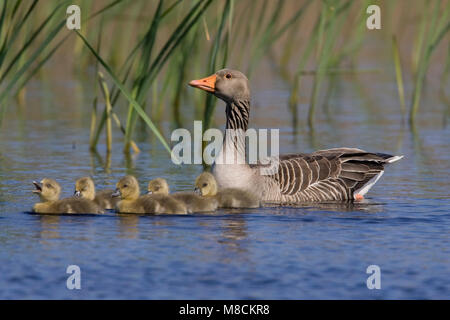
xmin=354 ymin=171 xmax=384 ymax=198
xmin=387 ymin=155 xmax=404 ymax=163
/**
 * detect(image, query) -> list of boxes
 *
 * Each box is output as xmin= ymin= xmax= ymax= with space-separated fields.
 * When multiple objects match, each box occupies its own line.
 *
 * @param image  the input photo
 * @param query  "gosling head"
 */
xmin=112 ymin=175 xmax=140 ymax=200
xmin=74 ymin=177 xmax=95 ymax=200
xmin=194 ymin=172 xmax=218 ymax=197
xmin=32 ymin=178 xmax=61 ymax=202
xmin=189 ymin=69 xmax=250 ymax=104
xmin=147 ymin=178 xmax=170 ymax=195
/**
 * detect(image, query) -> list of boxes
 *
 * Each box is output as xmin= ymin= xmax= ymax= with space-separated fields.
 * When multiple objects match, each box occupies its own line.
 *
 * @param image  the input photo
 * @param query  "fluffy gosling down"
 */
xmin=32 ymin=178 xmax=103 ymax=214
xmin=113 ymin=175 xmax=187 ymax=214
xmin=147 ymin=178 xmax=218 ymax=213
xmin=74 ymin=177 xmax=118 ymax=210
xmin=195 ymin=172 xmax=260 ymax=208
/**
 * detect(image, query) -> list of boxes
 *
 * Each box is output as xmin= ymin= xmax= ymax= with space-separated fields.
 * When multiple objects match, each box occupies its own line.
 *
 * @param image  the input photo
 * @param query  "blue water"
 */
xmin=0 ymin=63 xmax=449 ymax=299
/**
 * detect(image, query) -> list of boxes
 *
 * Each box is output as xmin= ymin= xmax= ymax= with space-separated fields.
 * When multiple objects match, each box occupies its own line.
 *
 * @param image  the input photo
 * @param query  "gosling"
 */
xmin=147 ymin=178 xmax=218 ymax=213
xmin=74 ymin=177 xmax=118 ymax=210
xmin=113 ymin=175 xmax=187 ymax=214
xmin=32 ymin=178 xmax=103 ymax=214
xmin=195 ymin=172 xmax=260 ymax=208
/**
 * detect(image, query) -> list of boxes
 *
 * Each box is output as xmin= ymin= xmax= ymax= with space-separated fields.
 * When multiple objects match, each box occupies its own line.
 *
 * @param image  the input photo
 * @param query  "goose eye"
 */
xmin=225 ymin=73 xmax=232 ymax=79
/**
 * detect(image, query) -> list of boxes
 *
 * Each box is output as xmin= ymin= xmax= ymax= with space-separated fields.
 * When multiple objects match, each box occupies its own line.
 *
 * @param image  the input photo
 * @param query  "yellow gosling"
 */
xmin=74 ymin=177 xmax=118 ymax=210
xmin=195 ymin=172 xmax=260 ymax=208
xmin=114 ymin=175 xmax=186 ymax=214
xmin=147 ymin=178 xmax=217 ymax=213
xmin=32 ymin=178 xmax=103 ymax=214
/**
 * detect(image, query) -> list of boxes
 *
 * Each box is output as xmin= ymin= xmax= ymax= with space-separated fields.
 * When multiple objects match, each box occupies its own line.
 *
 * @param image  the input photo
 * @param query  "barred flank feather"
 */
xmin=261 ymin=148 xmax=403 ymax=203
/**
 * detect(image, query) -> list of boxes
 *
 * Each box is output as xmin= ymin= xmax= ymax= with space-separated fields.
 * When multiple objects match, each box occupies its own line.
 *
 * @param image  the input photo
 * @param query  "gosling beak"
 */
xmin=111 ymin=188 xmax=121 ymax=198
xmin=32 ymin=181 xmax=42 ymax=194
xmin=194 ymin=187 xmax=201 ymax=195
xmin=188 ymin=74 xmax=216 ymax=93
xmin=74 ymin=190 xmax=81 ymax=197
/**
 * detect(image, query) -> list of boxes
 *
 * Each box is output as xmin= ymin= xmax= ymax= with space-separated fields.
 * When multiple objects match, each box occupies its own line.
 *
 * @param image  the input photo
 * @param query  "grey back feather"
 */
xmin=261 ymin=148 xmax=398 ymax=203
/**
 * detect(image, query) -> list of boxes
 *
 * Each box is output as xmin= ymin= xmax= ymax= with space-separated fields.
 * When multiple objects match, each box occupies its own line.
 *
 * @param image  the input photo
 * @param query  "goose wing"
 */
xmin=260 ymin=148 xmax=402 ymax=201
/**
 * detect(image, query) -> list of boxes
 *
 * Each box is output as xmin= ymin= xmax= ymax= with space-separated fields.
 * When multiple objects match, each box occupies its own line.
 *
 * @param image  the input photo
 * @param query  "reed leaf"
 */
xmin=203 ymin=0 xmax=231 ymax=131
xmin=410 ymin=0 xmax=450 ymax=124
xmin=90 ymin=0 xmax=212 ymax=153
xmin=75 ymin=30 xmax=172 ymax=154
xmin=392 ymin=35 xmax=406 ymax=118
xmin=0 ymin=0 xmax=123 ymax=126
xmin=0 ymin=18 xmax=67 ymax=123
xmin=0 ymin=0 xmax=69 ymax=83
xmin=98 ymin=72 xmax=113 ymax=153
xmin=123 ymin=0 xmax=165 ymax=152
xmin=308 ymin=1 xmax=350 ymax=128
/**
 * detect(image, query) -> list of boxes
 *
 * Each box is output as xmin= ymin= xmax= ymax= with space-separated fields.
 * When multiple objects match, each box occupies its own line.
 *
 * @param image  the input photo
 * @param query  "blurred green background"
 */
xmin=0 ymin=0 xmax=448 ymax=156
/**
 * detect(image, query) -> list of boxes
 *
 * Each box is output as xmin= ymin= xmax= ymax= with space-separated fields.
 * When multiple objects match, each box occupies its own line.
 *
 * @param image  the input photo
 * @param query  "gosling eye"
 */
xmin=123 ymin=184 xmax=128 ymax=188
xmin=225 ymin=73 xmax=232 ymax=79
xmin=202 ymin=183 xmax=207 ymax=187
xmin=46 ymin=183 xmax=52 ymax=188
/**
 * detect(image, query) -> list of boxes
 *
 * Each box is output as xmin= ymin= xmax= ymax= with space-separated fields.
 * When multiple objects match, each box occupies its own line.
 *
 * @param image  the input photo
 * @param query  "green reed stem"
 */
xmin=203 ymin=0 xmax=231 ymax=131
xmin=75 ymin=30 xmax=172 ymax=154
xmin=410 ymin=0 xmax=450 ymax=125
xmin=392 ymin=35 xmax=406 ymax=118
xmin=98 ymin=72 xmax=113 ymax=153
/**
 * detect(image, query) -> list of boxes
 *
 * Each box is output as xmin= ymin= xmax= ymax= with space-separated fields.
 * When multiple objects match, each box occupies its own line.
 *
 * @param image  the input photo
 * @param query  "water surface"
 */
xmin=0 ymin=57 xmax=449 ymax=299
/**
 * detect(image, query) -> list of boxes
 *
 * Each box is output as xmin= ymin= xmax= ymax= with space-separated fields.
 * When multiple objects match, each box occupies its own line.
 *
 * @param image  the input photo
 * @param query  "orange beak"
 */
xmin=188 ymin=74 xmax=216 ymax=93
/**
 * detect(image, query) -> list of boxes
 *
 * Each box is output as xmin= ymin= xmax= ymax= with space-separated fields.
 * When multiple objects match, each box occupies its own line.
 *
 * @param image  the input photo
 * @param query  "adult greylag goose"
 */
xmin=194 ymin=172 xmax=260 ymax=208
xmin=147 ymin=178 xmax=218 ymax=213
xmin=74 ymin=177 xmax=118 ymax=210
xmin=189 ymin=69 xmax=403 ymax=203
xmin=32 ymin=178 xmax=103 ymax=214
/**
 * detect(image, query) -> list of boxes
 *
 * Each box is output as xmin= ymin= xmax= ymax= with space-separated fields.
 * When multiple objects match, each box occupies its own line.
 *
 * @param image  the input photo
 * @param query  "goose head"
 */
xmin=74 ymin=177 xmax=95 ymax=200
xmin=147 ymin=178 xmax=170 ymax=195
xmin=112 ymin=175 xmax=140 ymax=200
xmin=32 ymin=178 xmax=61 ymax=202
xmin=189 ymin=69 xmax=250 ymax=104
xmin=194 ymin=172 xmax=218 ymax=197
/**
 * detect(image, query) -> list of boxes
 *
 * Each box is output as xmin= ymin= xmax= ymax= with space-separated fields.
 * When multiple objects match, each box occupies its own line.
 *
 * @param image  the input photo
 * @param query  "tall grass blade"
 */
xmin=75 ymin=30 xmax=172 ymax=154
xmin=203 ymin=0 xmax=231 ymax=131
xmin=410 ymin=0 xmax=450 ymax=125
xmin=0 ymin=15 xmax=68 ymax=123
xmin=392 ymin=35 xmax=406 ymax=118
xmin=0 ymin=0 xmax=69 ymax=83
xmin=98 ymin=72 xmax=113 ymax=153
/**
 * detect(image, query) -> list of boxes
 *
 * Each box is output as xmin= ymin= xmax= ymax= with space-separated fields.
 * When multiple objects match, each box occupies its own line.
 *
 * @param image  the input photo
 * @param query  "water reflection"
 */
xmin=35 ymin=213 xmax=102 ymax=244
xmin=409 ymin=124 xmax=439 ymax=185
xmin=124 ymin=152 xmax=137 ymax=173
xmin=218 ymin=215 xmax=249 ymax=261
xmin=439 ymin=86 xmax=449 ymax=128
xmin=117 ymin=214 xmax=140 ymax=239
xmin=88 ymin=150 xmax=113 ymax=174
xmin=264 ymin=200 xmax=385 ymax=213
xmin=37 ymin=215 xmax=61 ymax=242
